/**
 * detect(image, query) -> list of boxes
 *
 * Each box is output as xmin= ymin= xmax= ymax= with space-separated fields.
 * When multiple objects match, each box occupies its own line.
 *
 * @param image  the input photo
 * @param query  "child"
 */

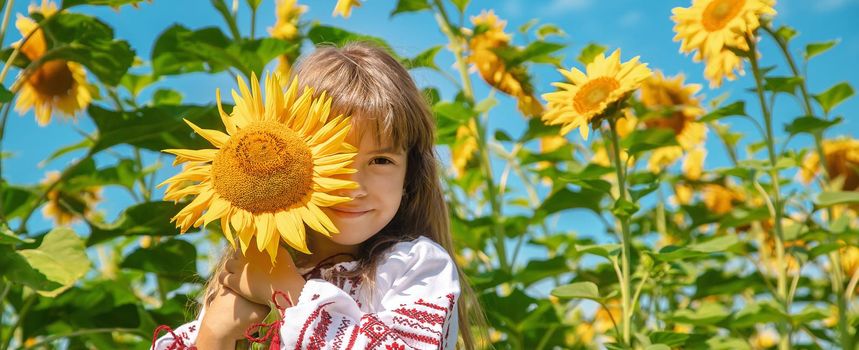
xmin=152 ymin=42 xmax=486 ymax=349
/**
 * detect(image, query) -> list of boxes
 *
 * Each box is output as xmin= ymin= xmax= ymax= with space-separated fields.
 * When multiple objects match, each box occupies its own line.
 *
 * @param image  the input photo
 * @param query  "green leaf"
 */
xmin=152 ymin=88 xmax=183 ymax=105
xmin=699 ymin=101 xmax=746 ymax=123
xmin=784 ymin=115 xmax=841 ymax=136
xmin=574 ymin=243 xmax=621 ymax=260
xmin=494 ymin=130 xmax=513 ymax=142
xmin=402 ymin=45 xmax=442 ymax=71
xmin=1 ymin=183 xmax=39 ymax=220
xmin=536 ymin=24 xmax=565 ymax=40
xmin=774 ymin=25 xmax=797 ymax=43
xmin=245 ymin=0 xmax=262 ymax=10
xmin=732 ymin=300 xmax=785 ymax=328
xmin=577 ymin=43 xmax=606 ymax=65
xmin=89 ymin=104 xmax=221 ymax=153
xmin=121 ymin=239 xmax=199 ymax=282
xmin=512 ymin=41 xmax=565 ymax=66
xmin=390 ymin=0 xmax=431 ymax=16
xmin=62 ymin=0 xmax=146 ymax=8
xmin=655 ymin=235 xmax=740 ymax=261
xmin=551 ymin=281 xmax=604 ymax=301
xmin=612 ymin=198 xmax=639 ymax=218
xmin=666 ymin=303 xmax=730 ymax=326
xmin=451 ymin=0 xmax=469 ymax=13
xmin=120 ymin=73 xmax=158 ymax=98
xmin=537 ymin=187 xmax=604 ymax=217
xmin=813 ymin=82 xmax=854 ymax=115
xmin=649 ymin=332 xmax=690 ymax=348
xmin=645 ymin=345 xmax=671 ymax=350
xmin=3 ymin=227 xmax=91 ymax=297
xmin=763 ymin=76 xmax=803 ymax=95
xmin=515 ymin=256 xmax=569 ymax=286
xmin=307 ymin=25 xmax=400 ymax=61
xmin=621 ymin=128 xmax=678 ymax=155
xmin=40 ymin=13 xmax=135 ymax=85
xmin=0 ymin=225 xmax=34 ymax=245
xmin=0 ymin=84 xmax=13 ymax=103
xmin=815 ymin=191 xmax=859 ymax=207
xmin=804 ymin=40 xmax=839 ymax=60
xmin=151 ymin=25 xmax=235 ymax=77
xmin=434 ymin=100 xmax=476 ymax=144
xmin=86 ymin=201 xmax=184 ymax=246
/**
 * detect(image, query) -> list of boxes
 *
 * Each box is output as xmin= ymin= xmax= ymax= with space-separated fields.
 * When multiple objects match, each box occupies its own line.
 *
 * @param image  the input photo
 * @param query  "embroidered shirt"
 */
xmin=152 ymin=236 xmax=460 ymax=349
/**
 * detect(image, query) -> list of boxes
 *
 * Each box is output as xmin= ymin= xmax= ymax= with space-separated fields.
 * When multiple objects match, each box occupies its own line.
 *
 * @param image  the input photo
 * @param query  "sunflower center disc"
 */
xmin=29 ymin=60 xmax=75 ymax=97
xmin=702 ymin=0 xmax=745 ymax=31
xmin=212 ymin=121 xmax=314 ymax=214
xmin=573 ymin=77 xmax=620 ymax=114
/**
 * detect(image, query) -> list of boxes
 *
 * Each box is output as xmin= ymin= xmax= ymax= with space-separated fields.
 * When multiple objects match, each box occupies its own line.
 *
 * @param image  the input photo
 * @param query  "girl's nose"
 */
xmin=333 ymin=169 xmax=367 ymax=199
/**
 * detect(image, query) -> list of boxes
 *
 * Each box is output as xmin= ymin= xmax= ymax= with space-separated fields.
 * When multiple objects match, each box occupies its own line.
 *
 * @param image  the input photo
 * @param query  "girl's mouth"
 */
xmin=330 ymin=207 xmax=372 ymax=218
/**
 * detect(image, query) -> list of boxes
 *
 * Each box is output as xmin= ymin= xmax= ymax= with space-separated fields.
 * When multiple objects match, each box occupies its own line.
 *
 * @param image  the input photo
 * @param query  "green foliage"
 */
xmin=0 ymin=1 xmax=855 ymax=349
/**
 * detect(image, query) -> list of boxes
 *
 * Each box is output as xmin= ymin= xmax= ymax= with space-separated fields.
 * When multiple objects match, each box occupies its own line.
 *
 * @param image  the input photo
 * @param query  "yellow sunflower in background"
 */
xmin=269 ymin=0 xmax=306 ymax=41
xmin=451 ymin=119 xmax=478 ymax=178
xmin=702 ymin=182 xmax=744 ymax=215
xmin=799 ymin=138 xmax=859 ymax=191
xmin=672 ymin=0 xmax=776 ymax=87
xmin=841 ymin=246 xmax=859 ymax=290
xmin=542 ymin=49 xmax=652 ymax=140
xmin=639 ymin=71 xmax=707 ymax=173
xmin=269 ymin=0 xmax=306 ymax=79
xmin=13 ymin=0 xmax=92 ymax=126
xmin=158 ymin=73 xmax=357 ymax=262
xmin=467 ymin=10 xmax=543 ymax=117
xmin=333 ymin=0 xmax=361 ymax=18
xmin=41 ymin=171 xmax=102 ymax=226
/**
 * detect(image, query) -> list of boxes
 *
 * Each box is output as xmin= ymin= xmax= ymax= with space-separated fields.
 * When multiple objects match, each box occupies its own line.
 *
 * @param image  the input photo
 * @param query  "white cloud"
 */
xmin=814 ymin=0 xmax=857 ymax=12
xmin=503 ymin=0 xmax=523 ymax=17
xmin=539 ymin=0 xmax=593 ymax=16
xmin=618 ymin=11 xmax=642 ymax=28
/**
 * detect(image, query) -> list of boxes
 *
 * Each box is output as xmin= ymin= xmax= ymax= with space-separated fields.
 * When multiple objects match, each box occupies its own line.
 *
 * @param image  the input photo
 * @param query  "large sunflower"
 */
xmin=159 ymin=73 xmax=357 ymax=262
xmin=14 ymin=1 xmax=92 ymax=126
xmin=672 ymin=0 xmax=776 ymax=87
xmin=639 ymin=71 xmax=707 ymax=173
xmin=467 ymin=10 xmax=543 ymax=117
xmin=542 ymin=49 xmax=651 ymax=140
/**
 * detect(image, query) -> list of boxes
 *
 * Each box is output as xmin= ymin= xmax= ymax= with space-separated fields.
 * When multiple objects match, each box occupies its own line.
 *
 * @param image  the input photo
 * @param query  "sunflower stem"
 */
xmin=747 ymin=32 xmax=792 ymax=350
xmin=433 ymin=2 xmax=507 ymax=273
xmin=762 ymin=24 xmax=853 ymax=349
xmin=607 ymin=117 xmax=633 ymax=346
xmin=0 ymin=292 xmax=35 ymax=350
xmin=0 ymin=0 xmax=15 ymax=49
xmin=0 ymin=102 xmax=14 ymax=226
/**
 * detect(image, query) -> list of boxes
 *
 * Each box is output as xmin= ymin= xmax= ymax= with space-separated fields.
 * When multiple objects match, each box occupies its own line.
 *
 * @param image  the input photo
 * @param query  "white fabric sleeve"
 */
xmin=150 ymin=309 xmax=204 ymax=350
xmin=279 ymin=237 xmax=461 ymax=349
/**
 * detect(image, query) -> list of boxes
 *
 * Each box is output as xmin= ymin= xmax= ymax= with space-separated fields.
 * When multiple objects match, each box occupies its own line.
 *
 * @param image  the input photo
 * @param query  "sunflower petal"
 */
xmin=183 ymin=119 xmax=229 ymax=148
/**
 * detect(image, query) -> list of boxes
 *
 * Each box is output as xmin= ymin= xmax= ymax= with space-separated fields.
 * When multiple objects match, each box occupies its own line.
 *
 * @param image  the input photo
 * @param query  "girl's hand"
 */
xmin=219 ymin=245 xmax=306 ymax=306
xmin=196 ymin=286 xmax=269 ymax=346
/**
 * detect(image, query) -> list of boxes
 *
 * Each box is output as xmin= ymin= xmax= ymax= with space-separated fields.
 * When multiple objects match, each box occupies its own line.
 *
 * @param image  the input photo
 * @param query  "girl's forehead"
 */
xmin=346 ymin=119 xmax=406 ymax=153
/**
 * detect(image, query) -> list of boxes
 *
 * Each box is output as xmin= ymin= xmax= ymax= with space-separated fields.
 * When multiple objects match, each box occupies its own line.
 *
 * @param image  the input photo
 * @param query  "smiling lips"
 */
xmin=330 ymin=206 xmax=372 ymax=218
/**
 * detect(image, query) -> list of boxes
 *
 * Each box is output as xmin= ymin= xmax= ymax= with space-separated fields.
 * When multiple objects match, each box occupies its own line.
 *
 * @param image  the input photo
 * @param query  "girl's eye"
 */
xmin=370 ymin=157 xmax=394 ymax=165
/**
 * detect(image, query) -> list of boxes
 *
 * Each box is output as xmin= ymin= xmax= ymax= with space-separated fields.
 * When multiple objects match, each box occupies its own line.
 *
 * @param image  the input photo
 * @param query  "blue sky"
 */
xmin=2 ymin=0 xmax=858 ymax=257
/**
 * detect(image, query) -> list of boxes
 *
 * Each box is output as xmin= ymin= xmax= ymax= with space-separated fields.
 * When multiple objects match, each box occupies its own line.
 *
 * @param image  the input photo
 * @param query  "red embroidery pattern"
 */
xmin=331 ymin=318 xmax=352 ymax=349
xmin=295 ymin=302 xmax=336 ymax=350
xmin=307 ymin=309 xmax=333 ymax=350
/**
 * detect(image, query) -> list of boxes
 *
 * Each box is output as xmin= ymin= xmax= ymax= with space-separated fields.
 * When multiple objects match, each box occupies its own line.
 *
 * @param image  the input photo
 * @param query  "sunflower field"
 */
xmin=1 ymin=0 xmax=858 ymax=349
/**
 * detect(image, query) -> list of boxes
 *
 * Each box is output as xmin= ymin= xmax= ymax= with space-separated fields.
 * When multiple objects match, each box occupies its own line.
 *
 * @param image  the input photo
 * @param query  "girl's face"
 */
xmin=319 ymin=128 xmax=407 ymax=247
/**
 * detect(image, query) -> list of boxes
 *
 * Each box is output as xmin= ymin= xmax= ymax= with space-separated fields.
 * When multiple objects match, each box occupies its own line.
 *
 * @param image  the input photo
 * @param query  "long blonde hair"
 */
xmin=203 ymin=42 xmax=488 ymax=349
